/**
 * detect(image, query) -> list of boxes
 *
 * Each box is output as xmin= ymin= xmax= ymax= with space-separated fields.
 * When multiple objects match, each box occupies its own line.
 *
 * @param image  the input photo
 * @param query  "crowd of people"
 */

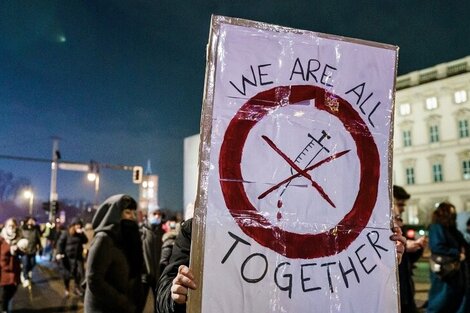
xmin=0 ymin=195 xmax=179 ymax=313
xmin=2 ymin=188 xmax=469 ymax=312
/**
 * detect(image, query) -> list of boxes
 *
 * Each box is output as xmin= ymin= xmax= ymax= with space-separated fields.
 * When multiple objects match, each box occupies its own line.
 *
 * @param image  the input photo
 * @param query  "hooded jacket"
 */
xmin=84 ymin=194 xmax=144 ymax=313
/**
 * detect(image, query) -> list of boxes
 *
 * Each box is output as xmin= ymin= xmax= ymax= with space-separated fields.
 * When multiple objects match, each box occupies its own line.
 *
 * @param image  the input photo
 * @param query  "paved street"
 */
xmin=414 ymin=260 xmax=431 ymax=313
xmin=12 ymin=260 xmax=83 ymax=313
xmin=10 ymin=258 xmax=155 ymax=313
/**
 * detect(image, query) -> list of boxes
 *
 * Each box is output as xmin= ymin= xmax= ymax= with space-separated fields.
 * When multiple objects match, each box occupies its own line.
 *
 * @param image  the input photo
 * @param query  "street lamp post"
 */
xmin=23 ymin=189 xmax=34 ymax=216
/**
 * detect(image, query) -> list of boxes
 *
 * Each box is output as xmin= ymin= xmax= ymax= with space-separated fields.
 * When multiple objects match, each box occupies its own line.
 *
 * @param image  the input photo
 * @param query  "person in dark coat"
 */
xmin=20 ymin=217 xmax=42 ymax=287
xmin=0 ymin=218 xmax=24 ymax=312
xmin=56 ymin=217 xmax=88 ymax=296
xmin=427 ymin=202 xmax=468 ymax=313
xmin=84 ymin=194 xmax=145 ymax=313
xmin=156 ymin=218 xmax=193 ymax=313
xmin=392 ymin=185 xmax=426 ymax=313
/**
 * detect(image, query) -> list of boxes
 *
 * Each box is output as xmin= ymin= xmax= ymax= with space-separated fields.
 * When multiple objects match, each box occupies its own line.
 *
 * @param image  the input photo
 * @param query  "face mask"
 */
xmin=149 ymin=216 xmax=161 ymax=225
xmin=169 ymin=222 xmax=176 ymax=229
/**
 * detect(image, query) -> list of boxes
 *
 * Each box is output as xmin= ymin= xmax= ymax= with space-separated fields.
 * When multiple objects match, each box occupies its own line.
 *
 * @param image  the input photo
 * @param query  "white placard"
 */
xmin=194 ymin=16 xmax=398 ymax=313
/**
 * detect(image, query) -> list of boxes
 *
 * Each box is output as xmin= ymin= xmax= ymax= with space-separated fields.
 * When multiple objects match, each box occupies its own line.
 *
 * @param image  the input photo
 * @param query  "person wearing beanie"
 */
xmin=19 ymin=216 xmax=42 ymax=288
xmin=84 ymin=194 xmax=145 ymax=313
xmin=56 ymin=217 xmax=88 ymax=297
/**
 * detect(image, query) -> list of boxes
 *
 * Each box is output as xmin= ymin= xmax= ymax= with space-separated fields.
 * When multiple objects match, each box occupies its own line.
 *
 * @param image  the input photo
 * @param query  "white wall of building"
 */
xmin=394 ymin=56 xmax=470 ymax=224
xmin=183 ymin=134 xmax=200 ymax=219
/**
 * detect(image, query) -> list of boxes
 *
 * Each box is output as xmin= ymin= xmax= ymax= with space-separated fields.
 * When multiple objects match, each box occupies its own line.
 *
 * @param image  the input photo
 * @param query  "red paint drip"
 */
xmin=277 ymin=199 xmax=283 ymax=208
xmin=277 ymin=211 xmax=282 ymax=220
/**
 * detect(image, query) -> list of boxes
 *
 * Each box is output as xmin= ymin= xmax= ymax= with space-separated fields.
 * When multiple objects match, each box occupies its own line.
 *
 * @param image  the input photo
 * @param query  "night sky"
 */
xmin=1 ymin=1 xmax=469 ymax=212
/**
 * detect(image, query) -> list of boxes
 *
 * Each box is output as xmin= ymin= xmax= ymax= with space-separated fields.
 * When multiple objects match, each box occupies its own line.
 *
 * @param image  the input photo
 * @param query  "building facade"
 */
xmin=394 ymin=56 xmax=470 ymax=225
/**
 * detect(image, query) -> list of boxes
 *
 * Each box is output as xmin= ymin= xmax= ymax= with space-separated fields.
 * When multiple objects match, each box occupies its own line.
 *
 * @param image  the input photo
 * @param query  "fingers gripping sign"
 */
xmin=171 ymin=265 xmax=197 ymax=304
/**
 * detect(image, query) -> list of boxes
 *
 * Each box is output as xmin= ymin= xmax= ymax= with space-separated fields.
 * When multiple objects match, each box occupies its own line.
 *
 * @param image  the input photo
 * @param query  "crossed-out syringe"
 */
xmin=258 ymin=130 xmax=350 ymax=220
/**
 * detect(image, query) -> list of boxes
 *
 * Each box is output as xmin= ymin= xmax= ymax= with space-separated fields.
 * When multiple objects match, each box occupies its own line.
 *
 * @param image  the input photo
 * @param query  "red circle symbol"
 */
xmin=219 ymin=85 xmax=380 ymax=259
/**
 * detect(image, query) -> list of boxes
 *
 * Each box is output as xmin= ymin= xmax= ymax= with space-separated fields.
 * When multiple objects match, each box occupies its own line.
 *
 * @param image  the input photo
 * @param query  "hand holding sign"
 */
xmin=171 ymin=265 xmax=197 ymax=304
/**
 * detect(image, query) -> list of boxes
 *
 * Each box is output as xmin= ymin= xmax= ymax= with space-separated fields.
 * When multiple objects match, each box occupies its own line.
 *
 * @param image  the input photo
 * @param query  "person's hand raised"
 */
xmin=171 ymin=265 xmax=197 ymax=304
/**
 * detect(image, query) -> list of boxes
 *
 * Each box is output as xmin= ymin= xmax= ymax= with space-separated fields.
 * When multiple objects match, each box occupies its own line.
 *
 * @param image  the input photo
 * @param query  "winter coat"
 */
xmin=84 ymin=194 xmax=144 ymax=313
xmin=21 ymin=225 xmax=42 ymax=254
xmin=57 ymin=230 xmax=88 ymax=261
xmin=159 ymin=230 xmax=178 ymax=274
xmin=398 ymin=247 xmax=422 ymax=313
xmin=140 ymin=223 xmax=161 ymax=290
xmin=156 ymin=218 xmax=192 ymax=313
xmin=427 ymin=223 xmax=467 ymax=313
xmin=0 ymin=237 xmax=21 ymax=286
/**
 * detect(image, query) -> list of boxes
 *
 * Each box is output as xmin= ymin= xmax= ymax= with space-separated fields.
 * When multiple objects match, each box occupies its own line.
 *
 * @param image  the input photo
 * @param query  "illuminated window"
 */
xmin=454 ymin=90 xmax=468 ymax=104
xmin=406 ymin=167 xmax=415 ymax=185
xmin=403 ymin=130 xmax=412 ymax=147
xmin=462 ymin=159 xmax=470 ymax=180
xmin=425 ymin=96 xmax=438 ymax=110
xmin=462 ymin=160 xmax=470 ymax=180
xmin=459 ymin=119 xmax=469 ymax=138
xmin=432 ymin=163 xmax=443 ymax=182
xmin=430 ymin=125 xmax=439 ymax=143
xmin=399 ymin=103 xmax=411 ymax=116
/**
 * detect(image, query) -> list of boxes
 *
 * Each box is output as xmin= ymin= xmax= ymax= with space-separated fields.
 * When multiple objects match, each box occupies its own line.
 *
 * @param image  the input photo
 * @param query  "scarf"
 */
xmin=120 ymin=219 xmax=144 ymax=278
xmin=0 ymin=227 xmax=20 ymax=245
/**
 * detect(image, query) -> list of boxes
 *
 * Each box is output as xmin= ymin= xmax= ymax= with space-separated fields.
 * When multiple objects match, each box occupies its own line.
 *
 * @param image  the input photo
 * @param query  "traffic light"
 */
xmin=50 ymin=200 xmax=59 ymax=216
xmin=133 ymin=166 xmax=143 ymax=184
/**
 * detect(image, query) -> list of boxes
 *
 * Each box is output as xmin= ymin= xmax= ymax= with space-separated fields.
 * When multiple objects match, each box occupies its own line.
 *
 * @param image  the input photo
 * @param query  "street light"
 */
xmin=87 ymin=172 xmax=100 ymax=208
xmin=23 ymin=189 xmax=34 ymax=216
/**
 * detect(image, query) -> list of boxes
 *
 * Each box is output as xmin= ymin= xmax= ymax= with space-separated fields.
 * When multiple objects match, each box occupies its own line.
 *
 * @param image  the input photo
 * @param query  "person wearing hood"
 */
xmin=84 ymin=194 xmax=145 ymax=313
xmin=0 ymin=218 xmax=25 ymax=312
xmin=20 ymin=216 xmax=42 ymax=288
xmin=56 ymin=217 xmax=88 ymax=297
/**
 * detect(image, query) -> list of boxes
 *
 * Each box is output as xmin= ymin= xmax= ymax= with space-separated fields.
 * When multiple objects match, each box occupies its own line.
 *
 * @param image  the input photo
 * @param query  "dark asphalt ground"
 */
xmin=11 ymin=260 xmax=83 ymax=313
xmin=8 ymin=258 xmax=155 ymax=313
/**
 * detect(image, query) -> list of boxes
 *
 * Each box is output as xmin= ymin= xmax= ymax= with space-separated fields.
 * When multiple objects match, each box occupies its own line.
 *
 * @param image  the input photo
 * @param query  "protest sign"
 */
xmin=190 ymin=15 xmax=399 ymax=313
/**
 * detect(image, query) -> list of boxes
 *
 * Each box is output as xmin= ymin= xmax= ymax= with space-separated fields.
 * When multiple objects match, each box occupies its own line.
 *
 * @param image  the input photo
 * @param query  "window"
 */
xmin=399 ymin=103 xmax=411 ymax=116
xmin=425 ymin=96 xmax=438 ymax=110
xmin=403 ymin=130 xmax=412 ymax=147
xmin=454 ymin=90 xmax=468 ymax=104
xmin=430 ymin=125 xmax=439 ymax=143
xmin=406 ymin=167 xmax=415 ymax=185
xmin=463 ymin=160 xmax=470 ymax=180
xmin=459 ymin=119 xmax=469 ymax=138
xmin=432 ymin=163 xmax=443 ymax=182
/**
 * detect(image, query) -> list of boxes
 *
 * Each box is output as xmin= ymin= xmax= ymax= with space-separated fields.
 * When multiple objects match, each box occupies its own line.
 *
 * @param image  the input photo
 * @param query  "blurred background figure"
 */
xmin=82 ymin=223 xmax=94 ymax=264
xmin=160 ymin=215 xmax=180 ymax=274
xmin=0 ymin=218 xmax=25 ymax=312
xmin=85 ymin=194 xmax=145 ymax=313
xmin=56 ymin=217 xmax=88 ymax=297
xmin=427 ymin=202 xmax=468 ymax=313
xmin=20 ymin=217 xmax=42 ymax=288
xmin=140 ymin=207 xmax=163 ymax=312
xmin=393 ymin=185 xmax=427 ymax=313
xmin=42 ymin=221 xmax=58 ymax=261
